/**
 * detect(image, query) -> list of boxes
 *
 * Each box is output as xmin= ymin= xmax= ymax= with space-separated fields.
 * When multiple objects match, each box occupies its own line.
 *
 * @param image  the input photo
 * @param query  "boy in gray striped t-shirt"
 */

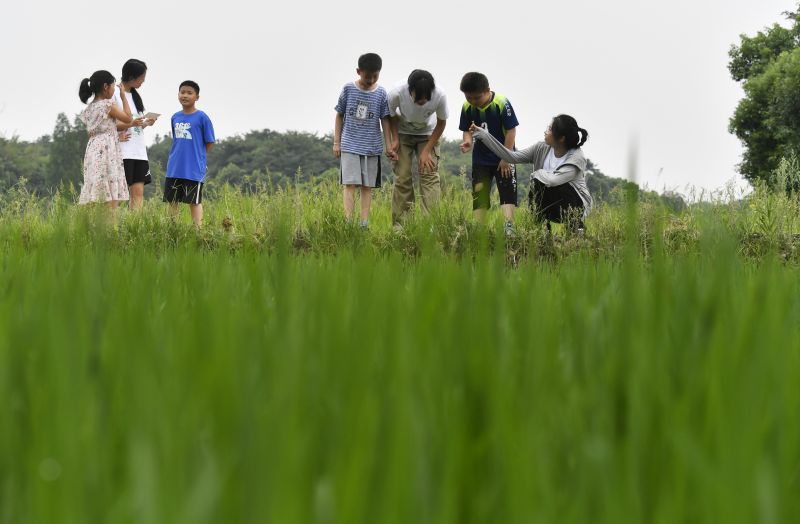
xmin=333 ymin=53 xmax=397 ymax=229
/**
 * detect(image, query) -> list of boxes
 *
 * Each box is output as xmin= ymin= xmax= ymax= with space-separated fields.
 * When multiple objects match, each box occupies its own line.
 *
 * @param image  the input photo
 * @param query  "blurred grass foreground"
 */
xmin=0 ymin=179 xmax=799 ymax=523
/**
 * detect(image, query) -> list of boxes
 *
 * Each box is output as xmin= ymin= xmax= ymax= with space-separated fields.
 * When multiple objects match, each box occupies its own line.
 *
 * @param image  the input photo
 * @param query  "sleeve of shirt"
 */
xmin=388 ymin=88 xmax=400 ymax=117
xmin=436 ymin=93 xmax=449 ymax=121
xmin=203 ymin=113 xmax=216 ymax=144
xmin=458 ymin=105 xmax=470 ymax=132
xmin=501 ymin=99 xmax=520 ymax=130
xmin=335 ymin=85 xmax=348 ymax=114
xmin=380 ymin=90 xmax=390 ymax=119
xmin=533 ymin=164 xmax=580 ymax=187
xmin=111 ymin=88 xmax=122 ymax=110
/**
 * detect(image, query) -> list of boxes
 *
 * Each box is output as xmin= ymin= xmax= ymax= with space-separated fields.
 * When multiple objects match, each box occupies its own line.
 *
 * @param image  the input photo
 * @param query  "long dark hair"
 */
xmin=79 ymin=70 xmax=115 ymax=104
xmin=551 ymin=114 xmax=589 ymax=149
xmin=121 ymin=59 xmax=147 ymax=113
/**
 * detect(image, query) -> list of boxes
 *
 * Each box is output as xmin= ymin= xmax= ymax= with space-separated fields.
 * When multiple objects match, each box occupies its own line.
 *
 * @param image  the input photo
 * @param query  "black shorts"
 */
xmin=163 ymin=178 xmax=204 ymax=205
xmin=123 ymin=159 xmax=151 ymax=186
xmin=471 ymin=163 xmax=518 ymax=210
xmin=529 ymin=179 xmax=585 ymax=228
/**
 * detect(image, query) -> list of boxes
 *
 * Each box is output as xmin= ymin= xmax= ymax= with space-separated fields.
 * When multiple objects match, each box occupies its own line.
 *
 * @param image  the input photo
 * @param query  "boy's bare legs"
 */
xmin=473 ymin=178 xmax=489 ymax=224
xmin=360 ymin=186 xmax=372 ymax=223
xmin=129 ymin=183 xmax=145 ymax=211
xmin=343 ymin=185 xmax=357 ymax=220
xmin=190 ymin=204 xmax=203 ymax=228
xmin=501 ymin=204 xmax=515 ymax=222
xmin=167 ymin=203 xmax=202 ymax=227
xmin=501 ymin=203 xmax=517 ymax=237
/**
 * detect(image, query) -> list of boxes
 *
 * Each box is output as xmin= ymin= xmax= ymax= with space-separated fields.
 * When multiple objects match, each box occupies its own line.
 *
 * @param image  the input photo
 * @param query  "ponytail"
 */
xmin=129 ymin=88 xmax=145 ymax=114
xmin=121 ymin=58 xmax=148 ymax=113
xmin=78 ymin=70 xmax=115 ymax=104
xmin=551 ymin=114 xmax=589 ymax=150
xmin=577 ymin=127 xmax=589 ymax=148
xmin=79 ymin=78 xmax=93 ymax=104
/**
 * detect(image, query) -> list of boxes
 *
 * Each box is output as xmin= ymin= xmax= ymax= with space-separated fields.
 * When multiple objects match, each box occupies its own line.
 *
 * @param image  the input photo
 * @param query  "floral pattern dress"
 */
xmin=78 ymin=99 xmax=129 ymax=204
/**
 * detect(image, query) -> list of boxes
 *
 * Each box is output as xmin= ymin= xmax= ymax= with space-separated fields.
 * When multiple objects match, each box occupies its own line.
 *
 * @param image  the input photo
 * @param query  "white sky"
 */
xmin=0 ymin=0 xmax=793 ymax=194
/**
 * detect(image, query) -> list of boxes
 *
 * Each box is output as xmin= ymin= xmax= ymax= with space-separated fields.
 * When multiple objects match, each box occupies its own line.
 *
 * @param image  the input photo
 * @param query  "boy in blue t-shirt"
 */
xmin=164 ymin=80 xmax=216 ymax=227
xmin=333 ymin=53 xmax=397 ymax=229
xmin=458 ymin=72 xmax=519 ymax=237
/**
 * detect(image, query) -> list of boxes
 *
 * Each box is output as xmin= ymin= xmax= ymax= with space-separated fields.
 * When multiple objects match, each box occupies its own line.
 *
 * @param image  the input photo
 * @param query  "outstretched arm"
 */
xmin=470 ymin=125 xmax=534 ymax=164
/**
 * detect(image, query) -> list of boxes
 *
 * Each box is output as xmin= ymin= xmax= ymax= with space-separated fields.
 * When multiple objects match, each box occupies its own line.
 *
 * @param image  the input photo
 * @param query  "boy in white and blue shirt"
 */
xmin=333 ymin=53 xmax=396 ymax=229
xmin=164 ymin=80 xmax=215 ymax=227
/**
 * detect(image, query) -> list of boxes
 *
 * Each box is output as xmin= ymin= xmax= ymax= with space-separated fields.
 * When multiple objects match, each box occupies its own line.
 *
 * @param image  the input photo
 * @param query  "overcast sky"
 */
xmin=0 ymin=0 xmax=793 ymax=194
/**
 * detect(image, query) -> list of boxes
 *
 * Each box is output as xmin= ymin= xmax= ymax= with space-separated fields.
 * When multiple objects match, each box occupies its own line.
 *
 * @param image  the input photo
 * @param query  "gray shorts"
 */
xmin=340 ymin=152 xmax=382 ymax=188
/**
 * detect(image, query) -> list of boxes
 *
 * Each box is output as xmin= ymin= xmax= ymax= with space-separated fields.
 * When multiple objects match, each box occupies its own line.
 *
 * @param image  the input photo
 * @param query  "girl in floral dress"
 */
xmin=77 ymin=70 xmax=133 ymax=207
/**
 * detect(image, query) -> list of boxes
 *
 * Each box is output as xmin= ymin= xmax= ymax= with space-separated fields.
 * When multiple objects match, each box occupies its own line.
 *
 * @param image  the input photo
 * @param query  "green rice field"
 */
xmin=0 ymin=180 xmax=799 ymax=523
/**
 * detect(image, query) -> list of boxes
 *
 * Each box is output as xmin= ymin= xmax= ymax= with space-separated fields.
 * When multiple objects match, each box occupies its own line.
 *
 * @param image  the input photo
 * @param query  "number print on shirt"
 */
xmin=174 ymin=122 xmax=193 ymax=140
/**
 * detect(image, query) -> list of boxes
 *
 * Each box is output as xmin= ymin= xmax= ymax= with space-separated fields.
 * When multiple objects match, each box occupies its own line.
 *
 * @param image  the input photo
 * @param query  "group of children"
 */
xmin=78 ymin=53 xmax=592 ymax=232
xmin=335 ymin=53 xmax=593 ymax=234
xmin=78 ymin=59 xmax=214 ymax=226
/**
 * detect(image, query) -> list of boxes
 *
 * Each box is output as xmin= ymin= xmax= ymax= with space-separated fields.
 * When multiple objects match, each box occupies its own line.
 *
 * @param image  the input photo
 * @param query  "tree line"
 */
xmin=1 ymin=116 xmax=685 ymax=210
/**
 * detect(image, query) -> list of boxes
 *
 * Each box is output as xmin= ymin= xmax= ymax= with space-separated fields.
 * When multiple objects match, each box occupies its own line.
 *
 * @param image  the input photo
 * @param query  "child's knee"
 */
xmin=472 ymin=182 xmax=490 ymax=210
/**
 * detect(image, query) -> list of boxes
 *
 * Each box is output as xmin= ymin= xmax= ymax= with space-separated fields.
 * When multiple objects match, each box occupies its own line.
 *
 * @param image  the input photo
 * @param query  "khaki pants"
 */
xmin=391 ymin=133 xmax=441 ymax=224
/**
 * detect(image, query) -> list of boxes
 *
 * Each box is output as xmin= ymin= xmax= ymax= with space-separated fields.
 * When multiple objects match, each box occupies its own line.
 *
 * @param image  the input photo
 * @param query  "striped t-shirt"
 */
xmin=335 ymin=82 xmax=390 ymax=156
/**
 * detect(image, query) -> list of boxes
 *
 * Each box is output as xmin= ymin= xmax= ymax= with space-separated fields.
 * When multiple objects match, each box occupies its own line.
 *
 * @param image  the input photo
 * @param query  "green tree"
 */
xmin=0 ymin=135 xmax=50 ymax=192
xmin=48 ymin=113 xmax=87 ymax=188
xmin=729 ymin=6 xmax=800 ymax=184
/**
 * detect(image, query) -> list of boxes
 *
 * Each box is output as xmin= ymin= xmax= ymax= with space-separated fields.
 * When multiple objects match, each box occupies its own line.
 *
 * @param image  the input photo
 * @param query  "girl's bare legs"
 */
xmin=103 ymin=200 xmax=121 ymax=227
xmin=129 ymin=183 xmax=145 ymax=211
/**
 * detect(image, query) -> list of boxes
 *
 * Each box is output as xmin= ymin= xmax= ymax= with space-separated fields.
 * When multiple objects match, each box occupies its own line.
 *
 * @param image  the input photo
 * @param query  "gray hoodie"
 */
xmin=471 ymin=126 xmax=593 ymax=217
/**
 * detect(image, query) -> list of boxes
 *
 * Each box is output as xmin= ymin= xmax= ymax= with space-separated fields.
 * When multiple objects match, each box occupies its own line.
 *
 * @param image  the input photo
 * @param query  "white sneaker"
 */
xmin=504 ymin=221 xmax=516 ymax=239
